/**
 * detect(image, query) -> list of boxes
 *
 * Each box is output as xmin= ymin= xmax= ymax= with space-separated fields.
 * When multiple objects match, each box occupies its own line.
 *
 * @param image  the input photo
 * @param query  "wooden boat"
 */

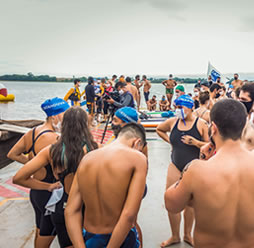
xmin=0 ymin=120 xmax=43 ymax=169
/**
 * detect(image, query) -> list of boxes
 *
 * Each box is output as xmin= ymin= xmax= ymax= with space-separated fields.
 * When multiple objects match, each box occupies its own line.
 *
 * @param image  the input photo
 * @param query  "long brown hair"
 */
xmin=50 ymin=106 xmax=98 ymax=174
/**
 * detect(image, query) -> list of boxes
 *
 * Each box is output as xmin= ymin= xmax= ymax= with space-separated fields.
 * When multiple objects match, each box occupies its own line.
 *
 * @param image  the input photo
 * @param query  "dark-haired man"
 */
xmin=209 ymin=83 xmax=221 ymax=107
xmin=148 ymin=95 xmax=157 ymax=111
xmin=142 ymin=75 xmax=151 ymax=108
xmin=164 ymin=99 xmax=254 ymax=248
xmin=232 ymin=73 xmax=243 ymax=90
xmin=239 ymin=82 xmax=254 ymax=150
xmin=64 ymin=79 xmax=84 ymax=106
xmin=125 ymin=77 xmax=139 ymax=107
xmin=134 ymin=75 xmax=142 ymax=109
xmin=65 ymin=123 xmax=147 ymax=248
xmin=107 ymin=82 xmax=135 ymax=109
xmin=162 ymin=74 xmax=177 ymax=109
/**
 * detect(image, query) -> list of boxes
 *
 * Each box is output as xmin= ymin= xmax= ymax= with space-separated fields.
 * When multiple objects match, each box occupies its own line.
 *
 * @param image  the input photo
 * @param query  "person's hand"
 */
xmin=181 ymin=135 xmax=198 ymax=146
xmin=200 ymin=142 xmax=215 ymax=160
xmin=48 ymin=181 xmax=62 ymax=192
xmin=107 ymin=98 xmax=114 ymax=104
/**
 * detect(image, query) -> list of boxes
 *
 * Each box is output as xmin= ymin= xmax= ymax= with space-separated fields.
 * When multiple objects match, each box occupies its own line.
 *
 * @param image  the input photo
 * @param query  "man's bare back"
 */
xmin=126 ymin=83 xmax=139 ymax=102
xmin=189 ymin=145 xmax=254 ymax=247
xmin=65 ymin=123 xmax=147 ymax=248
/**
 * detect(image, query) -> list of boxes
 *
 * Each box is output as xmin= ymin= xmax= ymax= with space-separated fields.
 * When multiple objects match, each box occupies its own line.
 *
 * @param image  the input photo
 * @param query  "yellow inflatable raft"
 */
xmin=0 ymin=94 xmax=15 ymax=102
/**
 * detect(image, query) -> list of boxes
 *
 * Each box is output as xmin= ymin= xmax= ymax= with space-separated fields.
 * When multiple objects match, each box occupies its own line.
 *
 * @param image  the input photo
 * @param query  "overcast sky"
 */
xmin=0 ymin=0 xmax=254 ymax=77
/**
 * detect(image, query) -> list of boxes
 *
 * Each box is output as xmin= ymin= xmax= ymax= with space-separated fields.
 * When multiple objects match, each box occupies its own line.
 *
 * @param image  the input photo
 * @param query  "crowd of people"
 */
xmin=6 ymin=72 xmax=254 ymax=248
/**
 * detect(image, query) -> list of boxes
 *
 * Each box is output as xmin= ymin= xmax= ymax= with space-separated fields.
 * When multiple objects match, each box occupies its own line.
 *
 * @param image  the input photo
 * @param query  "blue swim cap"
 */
xmin=174 ymin=94 xmax=194 ymax=109
xmin=115 ymin=107 xmax=138 ymax=123
xmin=41 ymin=97 xmax=70 ymax=117
xmin=229 ymin=84 xmax=234 ymax=89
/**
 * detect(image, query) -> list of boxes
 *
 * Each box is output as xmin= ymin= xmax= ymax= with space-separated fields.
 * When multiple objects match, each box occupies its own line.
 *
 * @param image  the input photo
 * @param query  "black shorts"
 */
xmin=30 ymin=189 xmax=56 ymax=236
xmin=144 ymin=92 xmax=150 ymax=102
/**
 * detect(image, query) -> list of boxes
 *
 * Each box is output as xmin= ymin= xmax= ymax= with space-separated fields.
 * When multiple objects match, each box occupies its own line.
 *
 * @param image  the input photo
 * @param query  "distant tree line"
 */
xmin=0 ymin=73 xmax=204 ymax=84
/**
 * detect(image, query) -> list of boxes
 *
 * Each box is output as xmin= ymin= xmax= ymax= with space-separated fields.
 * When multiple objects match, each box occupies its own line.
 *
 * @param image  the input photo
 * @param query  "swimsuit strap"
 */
xmin=200 ymin=109 xmax=207 ymax=118
xmin=30 ymin=129 xmax=54 ymax=156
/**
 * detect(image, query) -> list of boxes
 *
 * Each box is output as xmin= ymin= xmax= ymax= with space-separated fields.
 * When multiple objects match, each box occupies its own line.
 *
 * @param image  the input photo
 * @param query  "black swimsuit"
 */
xmin=169 ymin=118 xmax=202 ymax=172
xmin=28 ymin=127 xmax=56 ymax=236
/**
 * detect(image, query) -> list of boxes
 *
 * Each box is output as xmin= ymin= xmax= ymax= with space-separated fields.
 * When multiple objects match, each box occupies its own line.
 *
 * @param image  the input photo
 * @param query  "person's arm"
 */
xmin=13 ymin=146 xmax=60 ymax=191
xmin=65 ymin=173 xmax=85 ymax=248
xmin=107 ymin=154 xmax=147 ymax=248
xmin=112 ymin=94 xmax=132 ymax=108
xmin=161 ymin=80 xmax=167 ymax=86
xmin=7 ymin=134 xmax=30 ymax=164
xmin=156 ymin=118 xmax=175 ymax=143
xmin=181 ymin=119 xmax=209 ymax=148
xmin=165 ymin=161 xmax=195 ymax=213
xmin=64 ymin=88 xmax=75 ymax=101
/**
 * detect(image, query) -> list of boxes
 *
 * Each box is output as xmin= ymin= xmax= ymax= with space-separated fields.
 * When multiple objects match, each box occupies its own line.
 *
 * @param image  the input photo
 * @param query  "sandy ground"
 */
xmin=0 ymin=132 xmax=191 ymax=248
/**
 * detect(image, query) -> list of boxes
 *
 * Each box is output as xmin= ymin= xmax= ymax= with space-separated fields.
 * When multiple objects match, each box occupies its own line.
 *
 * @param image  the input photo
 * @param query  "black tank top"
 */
xmin=27 ymin=127 xmax=55 ymax=183
xmin=169 ymin=118 xmax=202 ymax=172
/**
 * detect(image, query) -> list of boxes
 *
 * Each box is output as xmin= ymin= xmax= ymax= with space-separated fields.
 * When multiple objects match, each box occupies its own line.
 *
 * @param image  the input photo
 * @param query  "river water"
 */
xmin=0 ymin=81 xmax=195 ymax=120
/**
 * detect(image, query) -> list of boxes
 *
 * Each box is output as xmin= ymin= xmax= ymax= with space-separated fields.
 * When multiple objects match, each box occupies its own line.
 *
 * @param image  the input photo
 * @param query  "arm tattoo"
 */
xmin=174 ymin=162 xmax=191 ymax=188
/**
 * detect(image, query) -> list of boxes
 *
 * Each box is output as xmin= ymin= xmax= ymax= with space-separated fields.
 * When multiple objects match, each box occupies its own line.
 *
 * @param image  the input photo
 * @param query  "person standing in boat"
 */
xmin=13 ymin=106 xmax=99 ymax=248
xmin=64 ymin=79 xmax=84 ymax=106
xmin=8 ymin=97 xmax=69 ymax=248
xmin=156 ymin=95 xmax=209 ymax=247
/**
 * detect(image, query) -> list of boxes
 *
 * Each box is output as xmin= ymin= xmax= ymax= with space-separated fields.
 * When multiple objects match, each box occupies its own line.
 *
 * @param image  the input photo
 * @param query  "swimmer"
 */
xmin=142 ymin=75 xmax=151 ymax=107
xmin=239 ymin=82 xmax=254 ymax=150
xmin=194 ymin=91 xmax=210 ymax=123
xmin=209 ymin=83 xmax=221 ymax=106
xmin=65 ymin=123 xmax=147 ymax=248
xmin=162 ymin=74 xmax=177 ymax=109
xmin=125 ymin=77 xmax=139 ymax=108
xmin=134 ymin=75 xmax=143 ymax=110
xmin=64 ymin=79 xmax=84 ymax=106
xmin=13 ymin=107 xmax=98 ymax=248
xmin=9 ymin=97 xmax=69 ymax=248
xmin=165 ymin=99 xmax=254 ymax=248
xmin=231 ymin=73 xmax=243 ymax=90
xmin=148 ymin=95 xmax=157 ymax=111
xmin=159 ymin=95 xmax=169 ymax=111
xmin=156 ymin=95 xmax=209 ymax=247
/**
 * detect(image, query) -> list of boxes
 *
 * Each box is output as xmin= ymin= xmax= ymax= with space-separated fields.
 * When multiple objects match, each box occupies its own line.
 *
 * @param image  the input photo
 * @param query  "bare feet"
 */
xmin=160 ymin=237 xmax=181 ymax=247
xmin=183 ymin=235 xmax=194 ymax=247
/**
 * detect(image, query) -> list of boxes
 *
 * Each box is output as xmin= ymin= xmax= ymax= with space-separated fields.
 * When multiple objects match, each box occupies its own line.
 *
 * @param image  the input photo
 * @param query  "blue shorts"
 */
xmin=82 ymin=227 xmax=140 ymax=248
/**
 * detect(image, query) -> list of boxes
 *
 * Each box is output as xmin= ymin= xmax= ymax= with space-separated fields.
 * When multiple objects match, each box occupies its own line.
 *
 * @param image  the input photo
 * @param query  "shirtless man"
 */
xmin=164 ymin=99 xmax=254 ymax=248
xmin=142 ymin=75 xmax=151 ymax=108
xmin=162 ymin=74 xmax=177 ymax=109
xmin=126 ymin=76 xmax=139 ymax=107
xmin=159 ymin=95 xmax=169 ymax=111
xmin=65 ymin=123 xmax=147 ymax=248
xmin=239 ymin=82 xmax=254 ymax=150
xmin=231 ymin=73 xmax=243 ymax=91
xmin=148 ymin=95 xmax=157 ymax=111
xmin=134 ymin=75 xmax=142 ymax=109
xmin=108 ymin=75 xmax=117 ymax=87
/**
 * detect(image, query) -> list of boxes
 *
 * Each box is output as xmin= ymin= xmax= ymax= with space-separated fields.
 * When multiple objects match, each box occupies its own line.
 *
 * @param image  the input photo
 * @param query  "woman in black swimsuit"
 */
xmin=13 ymin=107 xmax=99 ymax=248
xmin=9 ymin=97 xmax=69 ymax=248
xmin=156 ymin=95 xmax=209 ymax=247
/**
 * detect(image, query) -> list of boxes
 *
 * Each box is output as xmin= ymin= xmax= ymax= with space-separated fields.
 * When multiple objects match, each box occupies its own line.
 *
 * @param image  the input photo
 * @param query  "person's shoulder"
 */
xmin=197 ymin=117 xmax=208 ymax=127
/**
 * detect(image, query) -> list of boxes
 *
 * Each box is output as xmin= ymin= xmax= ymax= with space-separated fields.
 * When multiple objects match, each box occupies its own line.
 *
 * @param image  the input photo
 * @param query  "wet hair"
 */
xmin=126 ymin=77 xmax=131 ymax=83
xmin=210 ymin=83 xmax=221 ymax=93
xmin=50 ymin=107 xmax=98 ymax=174
xmin=119 ymin=123 xmax=146 ymax=145
xmin=74 ymin=79 xmax=80 ymax=85
xmin=88 ymin=77 xmax=94 ymax=84
xmin=199 ymin=91 xmax=210 ymax=105
xmin=143 ymin=75 xmax=147 ymax=79
xmin=135 ymin=75 xmax=140 ymax=80
xmin=241 ymin=82 xmax=254 ymax=101
xmin=235 ymin=87 xmax=241 ymax=98
xmin=210 ymin=99 xmax=247 ymax=141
